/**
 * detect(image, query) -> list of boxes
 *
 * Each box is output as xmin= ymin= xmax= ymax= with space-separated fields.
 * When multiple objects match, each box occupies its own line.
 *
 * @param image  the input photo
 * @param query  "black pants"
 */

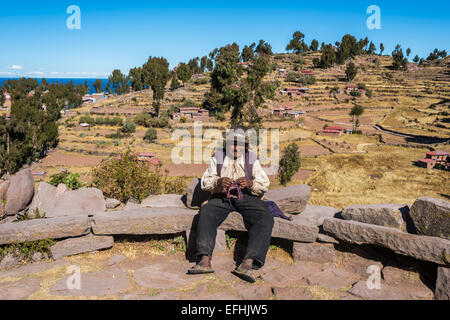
xmin=195 ymin=192 xmax=275 ymax=268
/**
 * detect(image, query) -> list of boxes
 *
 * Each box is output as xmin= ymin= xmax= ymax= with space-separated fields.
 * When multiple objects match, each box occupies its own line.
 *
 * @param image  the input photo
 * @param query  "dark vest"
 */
xmin=214 ymin=148 xmax=257 ymax=180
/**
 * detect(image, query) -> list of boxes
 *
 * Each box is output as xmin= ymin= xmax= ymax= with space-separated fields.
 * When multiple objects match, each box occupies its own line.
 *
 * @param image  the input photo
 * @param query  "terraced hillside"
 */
xmin=25 ymin=52 xmax=449 ymax=207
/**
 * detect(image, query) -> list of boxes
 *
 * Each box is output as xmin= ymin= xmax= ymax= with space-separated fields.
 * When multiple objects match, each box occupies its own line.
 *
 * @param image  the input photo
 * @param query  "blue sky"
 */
xmin=0 ymin=0 xmax=448 ymax=79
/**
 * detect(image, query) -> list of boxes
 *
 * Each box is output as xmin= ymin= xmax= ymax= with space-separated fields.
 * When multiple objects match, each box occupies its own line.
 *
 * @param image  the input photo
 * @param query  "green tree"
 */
xmin=255 ymin=40 xmax=273 ymax=55
xmin=200 ymin=56 xmax=208 ymax=72
xmin=406 ymin=48 xmax=411 ymax=57
xmin=315 ymin=43 xmax=337 ymax=68
xmin=142 ymin=56 xmax=171 ymax=116
xmin=203 ymin=43 xmax=240 ymax=116
xmin=380 ymin=43 xmax=384 ymax=55
xmin=368 ymin=42 xmax=377 ymax=55
xmin=177 ymin=63 xmax=193 ymax=86
xmin=108 ymin=69 xmax=129 ymax=95
xmin=413 ymin=55 xmax=420 ymax=63
xmin=241 ymin=44 xmax=255 ymax=62
xmin=309 ymin=39 xmax=319 ymax=51
xmin=345 ymin=62 xmax=358 ymax=82
xmin=337 ymin=34 xmax=358 ymax=63
xmin=188 ymin=57 xmax=202 ymax=74
xmin=93 ymin=79 xmax=103 ymax=93
xmin=278 ymin=143 xmax=301 ymax=186
xmin=129 ymin=67 xmax=144 ymax=91
xmin=286 ymin=31 xmax=307 ymax=53
xmin=349 ymin=104 xmax=364 ymax=132
xmin=170 ymin=73 xmax=181 ymax=91
xmin=392 ymin=45 xmax=408 ymax=70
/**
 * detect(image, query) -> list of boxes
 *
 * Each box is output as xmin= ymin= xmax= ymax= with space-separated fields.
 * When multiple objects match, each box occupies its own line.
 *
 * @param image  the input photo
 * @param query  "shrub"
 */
xmin=278 ymin=143 xmax=301 ymax=186
xmin=0 ymin=239 xmax=56 ymax=262
xmin=194 ymin=77 xmax=209 ymax=85
xmin=79 ymin=115 xmax=95 ymax=125
xmin=48 ymin=171 xmax=83 ymax=190
xmin=121 ymin=122 xmax=136 ymax=133
xmin=144 ymin=128 xmax=157 ymax=142
xmin=90 ymin=150 xmax=164 ymax=202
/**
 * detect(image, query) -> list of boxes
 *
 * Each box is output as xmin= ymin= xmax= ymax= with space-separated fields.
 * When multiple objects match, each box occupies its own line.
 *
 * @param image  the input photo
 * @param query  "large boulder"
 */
xmin=5 ymin=169 xmax=34 ymax=216
xmin=264 ymin=184 xmax=311 ymax=215
xmin=410 ymin=197 xmax=450 ymax=240
xmin=186 ymin=178 xmax=211 ymax=208
xmin=323 ymin=218 xmax=450 ymax=265
xmin=29 ymin=182 xmax=106 ymax=218
xmin=342 ymin=204 xmax=410 ymax=231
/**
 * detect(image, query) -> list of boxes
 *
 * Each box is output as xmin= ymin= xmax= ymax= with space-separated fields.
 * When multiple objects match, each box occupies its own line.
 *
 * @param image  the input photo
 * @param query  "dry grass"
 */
xmin=302 ymin=144 xmax=449 ymax=208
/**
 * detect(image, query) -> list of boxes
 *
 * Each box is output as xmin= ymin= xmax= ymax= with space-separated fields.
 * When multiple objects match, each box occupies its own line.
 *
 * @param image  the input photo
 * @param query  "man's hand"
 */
xmin=236 ymin=177 xmax=253 ymax=189
xmin=218 ymin=177 xmax=234 ymax=190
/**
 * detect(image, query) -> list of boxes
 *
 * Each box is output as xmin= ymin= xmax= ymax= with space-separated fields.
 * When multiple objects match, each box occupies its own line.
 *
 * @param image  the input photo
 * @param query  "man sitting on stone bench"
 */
xmin=188 ymin=126 xmax=274 ymax=283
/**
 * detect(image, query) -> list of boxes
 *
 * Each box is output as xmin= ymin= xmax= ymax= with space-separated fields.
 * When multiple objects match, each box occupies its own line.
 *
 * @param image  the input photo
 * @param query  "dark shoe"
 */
xmin=232 ymin=265 xmax=256 ymax=283
xmin=188 ymin=263 xmax=215 ymax=274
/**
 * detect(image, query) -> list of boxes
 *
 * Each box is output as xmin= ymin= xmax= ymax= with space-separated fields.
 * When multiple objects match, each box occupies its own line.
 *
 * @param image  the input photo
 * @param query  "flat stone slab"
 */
xmin=133 ymin=264 xmax=193 ymax=289
xmin=0 ymin=216 xmax=91 ymax=245
xmin=234 ymin=284 xmax=273 ymax=300
xmin=264 ymin=184 xmax=311 ymax=214
xmin=51 ymin=268 xmax=130 ymax=296
xmin=323 ymin=218 xmax=450 ymax=265
xmin=304 ymin=266 xmax=360 ymax=290
xmin=141 ymin=194 xmax=185 ymax=208
xmin=218 ymin=212 xmax=318 ymax=243
xmin=51 ymin=234 xmax=114 ymax=260
xmin=348 ymin=280 xmax=430 ymax=300
xmin=410 ymin=197 xmax=450 ymax=240
xmin=0 ymin=277 xmax=41 ymax=300
xmin=107 ymin=255 xmax=127 ymax=266
xmin=92 ymin=208 xmax=198 ymax=235
xmin=342 ymin=203 xmax=409 ymax=231
xmin=273 ymin=287 xmax=312 ymax=300
xmin=0 ymin=260 xmax=69 ymax=279
xmin=293 ymin=242 xmax=335 ymax=263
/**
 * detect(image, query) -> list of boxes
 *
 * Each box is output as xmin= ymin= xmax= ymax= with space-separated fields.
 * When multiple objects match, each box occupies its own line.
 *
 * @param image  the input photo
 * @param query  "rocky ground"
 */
xmin=0 ymin=240 xmax=434 ymax=300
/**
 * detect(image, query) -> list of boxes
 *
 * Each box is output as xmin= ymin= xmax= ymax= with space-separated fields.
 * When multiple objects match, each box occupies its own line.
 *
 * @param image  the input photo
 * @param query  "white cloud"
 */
xmin=28 ymin=71 xmax=45 ymax=76
xmin=0 ymin=71 xmax=15 ymax=76
xmin=10 ymin=65 xmax=23 ymax=70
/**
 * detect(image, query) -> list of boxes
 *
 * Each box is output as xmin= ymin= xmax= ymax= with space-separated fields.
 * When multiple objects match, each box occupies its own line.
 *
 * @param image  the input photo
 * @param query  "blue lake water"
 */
xmin=0 ymin=78 xmax=109 ymax=95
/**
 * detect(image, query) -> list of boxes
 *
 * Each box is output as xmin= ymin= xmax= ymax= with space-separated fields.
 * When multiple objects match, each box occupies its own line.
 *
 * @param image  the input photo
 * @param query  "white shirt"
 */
xmin=201 ymin=153 xmax=270 ymax=197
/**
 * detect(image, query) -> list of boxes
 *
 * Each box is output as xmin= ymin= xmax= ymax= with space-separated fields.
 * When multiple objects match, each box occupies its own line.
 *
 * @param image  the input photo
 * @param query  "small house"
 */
xmin=319 ymin=129 xmax=342 ymax=137
xmin=284 ymin=110 xmax=305 ymax=119
xmin=301 ymin=70 xmax=315 ymax=75
xmin=417 ymin=158 xmax=437 ymax=169
xmin=79 ymin=123 xmax=90 ymax=129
